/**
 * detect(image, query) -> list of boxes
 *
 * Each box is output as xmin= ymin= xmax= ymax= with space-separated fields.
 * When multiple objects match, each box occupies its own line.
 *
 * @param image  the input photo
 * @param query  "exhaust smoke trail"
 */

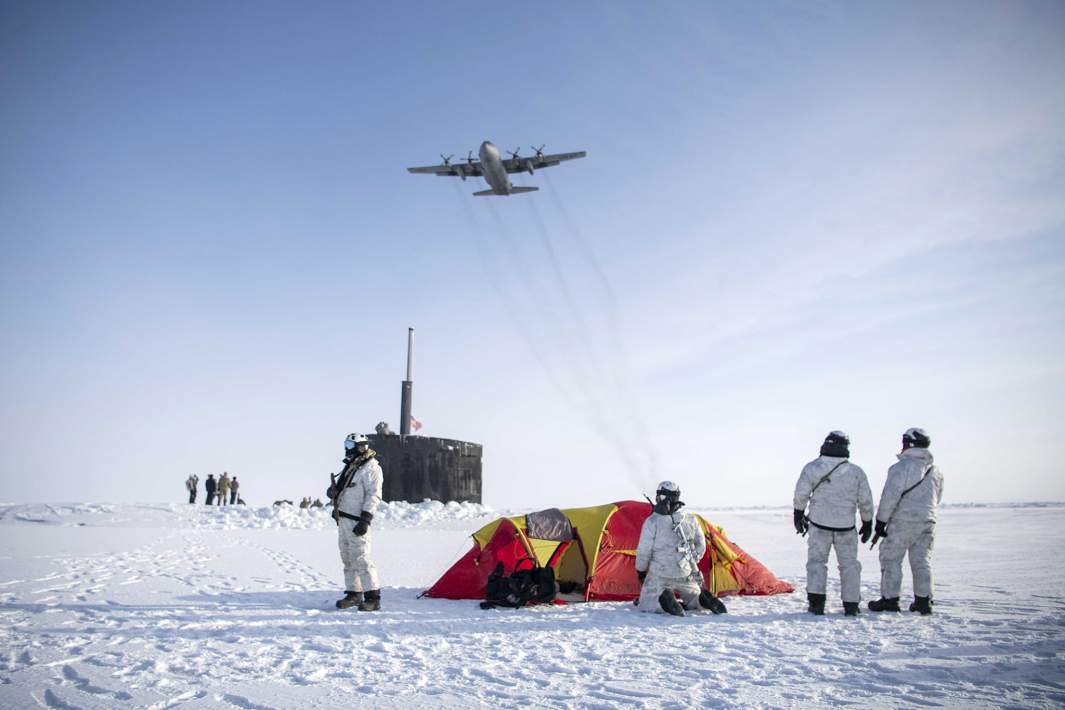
xmin=541 ymin=173 xmax=662 ymax=492
xmin=483 ymin=199 xmax=650 ymax=478
xmin=453 ymin=177 xmax=660 ymax=491
xmin=450 ymin=180 xmax=570 ymax=396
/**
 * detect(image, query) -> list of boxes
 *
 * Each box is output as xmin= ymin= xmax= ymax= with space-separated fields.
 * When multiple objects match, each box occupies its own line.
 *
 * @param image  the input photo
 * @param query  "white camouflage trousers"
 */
xmin=638 ymin=576 xmax=702 ymax=613
xmin=338 ymin=522 xmax=379 ymax=593
xmin=878 ymin=520 xmax=936 ymax=599
xmin=806 ymin=526 xmax=861 ymax=603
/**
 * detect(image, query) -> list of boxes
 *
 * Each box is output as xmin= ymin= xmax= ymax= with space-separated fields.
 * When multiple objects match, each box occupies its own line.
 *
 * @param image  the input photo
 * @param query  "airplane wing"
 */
xmin=504 ymin=151 xmax=586 ymax=174
xmin=407 ymin=162 xmax=483 ymax=178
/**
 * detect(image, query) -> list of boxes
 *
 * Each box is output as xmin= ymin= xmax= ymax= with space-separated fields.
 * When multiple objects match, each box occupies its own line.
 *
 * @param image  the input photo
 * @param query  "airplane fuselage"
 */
xmin=407 ymin=140 xmax=582 ymax=196
xmin=478 ymin=141 xmax=512 ymax=195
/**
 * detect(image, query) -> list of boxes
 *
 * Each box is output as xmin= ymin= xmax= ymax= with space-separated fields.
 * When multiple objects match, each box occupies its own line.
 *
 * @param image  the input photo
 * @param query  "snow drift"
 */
xmin=0 ymin=499 xmax=495 ymax=530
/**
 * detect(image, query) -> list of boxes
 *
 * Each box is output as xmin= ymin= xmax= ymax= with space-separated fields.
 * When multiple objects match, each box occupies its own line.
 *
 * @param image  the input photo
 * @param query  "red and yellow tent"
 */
xmin=424 ymin=501 xmax=793 ymax=601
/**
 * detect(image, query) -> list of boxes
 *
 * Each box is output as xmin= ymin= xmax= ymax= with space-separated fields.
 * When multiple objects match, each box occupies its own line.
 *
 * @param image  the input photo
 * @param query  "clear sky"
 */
xmin=2 ymin=1 xmax=1063 ymax=508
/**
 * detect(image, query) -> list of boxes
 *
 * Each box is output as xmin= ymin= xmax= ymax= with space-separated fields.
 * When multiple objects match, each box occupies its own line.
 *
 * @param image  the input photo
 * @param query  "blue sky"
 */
xmin=2 ymin=1 xmax=1063 ymax=507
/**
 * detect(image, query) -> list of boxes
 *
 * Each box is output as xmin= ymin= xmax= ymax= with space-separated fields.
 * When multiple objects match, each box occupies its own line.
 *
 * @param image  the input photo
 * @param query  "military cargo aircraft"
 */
xmin=407 ymin=141 xmax=586 ymax=196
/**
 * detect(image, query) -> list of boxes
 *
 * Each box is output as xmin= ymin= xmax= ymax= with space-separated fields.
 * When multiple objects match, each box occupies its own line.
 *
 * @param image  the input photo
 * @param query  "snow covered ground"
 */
xmin=1 ymin=502 xmax=1063 ymax=709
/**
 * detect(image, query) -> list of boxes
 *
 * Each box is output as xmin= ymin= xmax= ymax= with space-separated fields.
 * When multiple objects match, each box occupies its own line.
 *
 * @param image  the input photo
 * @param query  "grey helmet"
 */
xmin=902 ymin=427 xmax=931 ymax=449
xmin=820 ymin=430 xmax=850 ymax=458
xmin=655 ymin=480 xmax=683 ymax=513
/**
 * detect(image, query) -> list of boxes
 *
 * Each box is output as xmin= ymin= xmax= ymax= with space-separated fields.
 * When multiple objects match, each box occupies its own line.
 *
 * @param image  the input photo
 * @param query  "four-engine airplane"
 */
xmin=407 ymin=141 xmax=586 ymax=196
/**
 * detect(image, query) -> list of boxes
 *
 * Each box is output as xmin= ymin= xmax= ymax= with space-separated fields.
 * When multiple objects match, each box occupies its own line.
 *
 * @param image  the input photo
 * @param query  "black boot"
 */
xmin=698 ymin=590 xmax=727 ymax=614
xmin=358 ymin=589 xmax=381 ymax=612
xmin=335 ymin=591 xmax=362 ymax=609
xmin=868 ymin=597 xmax=900 ymax=612
xmin=658 ymin=589 xmax=685 ymax=616
xmin=909 ymin=596 xmax=932 ymax=615
xmin=807 ymin=593 xmax=826 ymax=616
xmin=843 ymin=602 xmax=860 ymax=617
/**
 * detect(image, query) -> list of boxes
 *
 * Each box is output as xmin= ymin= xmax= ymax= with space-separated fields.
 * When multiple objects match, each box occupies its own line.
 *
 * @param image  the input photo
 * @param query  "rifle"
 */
xmin=870 ymin=464 xmax=934 ymax=549
xmin=670 ymin=508 xmax=706 ymax=586
xmin=643 ymin=494 xmax=704 ymax=584
xmin=327 ymin=457 xmax=359 ymax=525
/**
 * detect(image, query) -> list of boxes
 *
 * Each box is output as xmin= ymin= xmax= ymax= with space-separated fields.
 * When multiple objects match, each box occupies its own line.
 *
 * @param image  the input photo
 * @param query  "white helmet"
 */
xmin=902 ymin=427 xmax=931 ymax=448
xmin=651 ymin=481 xmax=677 ymax=513
xmin=655 ymin=480 xmax=682 ymax=507
xmin=657 ymin=480 xmax=680 ymax=496
xmin=344 ymin=433 xmax=368 ymax=450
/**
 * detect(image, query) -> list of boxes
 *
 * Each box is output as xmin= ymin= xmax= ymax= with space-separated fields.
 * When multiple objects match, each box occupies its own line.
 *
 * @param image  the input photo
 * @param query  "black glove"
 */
xmin=874 ymin=520 xmax=888 ymax=539
xmin=353 ymin=511 xmax=373 ymax=537
xmin=793 ymin=509 xmax=808 ymax=535
xmin=859 ymin=519 xmax=872 ymax=544
xmin=636 ymin=569 xmax=647 ymax=583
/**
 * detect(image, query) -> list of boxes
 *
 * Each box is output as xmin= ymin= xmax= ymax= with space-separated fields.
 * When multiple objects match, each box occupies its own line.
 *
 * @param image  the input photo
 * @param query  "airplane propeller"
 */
xmin=467 ymin=150 xmax=476 ymax=165
xmin=532 ymin=144 xmax=546 ymax=160
xmin=507 ymin=148 xmax=521 ymax=160
xmin=440 ymin=154 xmax=454 ymax=166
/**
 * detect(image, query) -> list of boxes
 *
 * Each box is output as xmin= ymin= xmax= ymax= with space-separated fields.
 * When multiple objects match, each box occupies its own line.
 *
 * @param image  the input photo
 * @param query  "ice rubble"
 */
xmin=0 ymin=499 xmax=495 ymax=530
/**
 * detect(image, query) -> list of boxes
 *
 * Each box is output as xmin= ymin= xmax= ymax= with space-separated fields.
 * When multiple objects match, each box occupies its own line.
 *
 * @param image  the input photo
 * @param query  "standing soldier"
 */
xmin=793 ymin=431 xmax=875 ymax=616
xmin=205 ymin=474 xmax=217 ymax=506
xmin=869 ymin=427 xmax=944 ymax=615
xmin=185 ymin=475 xmax=197 ymax=504
xmin=634 ymin=481 xmax=727 ymax=616
xmin=230 ymin=476 xmax=240 ymax=505
xmin=218 ymin=472 xmax=231 ymax=506
xmin=328 ymin=433 xmax=383 ymax=611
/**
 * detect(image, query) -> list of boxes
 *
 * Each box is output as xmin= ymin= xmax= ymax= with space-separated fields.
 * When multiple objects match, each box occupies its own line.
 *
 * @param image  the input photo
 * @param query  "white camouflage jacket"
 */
xmin=876 ymin=448 xmax=943 ymax=524
xmin=635 ymin=511 xmax=707 ymax=582
xmin=337 ymin=457 xmax=383 ymax=519
xmin=793 ymin=456 xmax=874 ymax=529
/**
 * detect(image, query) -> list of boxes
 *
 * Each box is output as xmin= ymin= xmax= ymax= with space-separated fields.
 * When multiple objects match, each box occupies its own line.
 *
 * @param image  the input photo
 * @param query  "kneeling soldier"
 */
xmin=635 ymin=481 xmax=726 ymax=616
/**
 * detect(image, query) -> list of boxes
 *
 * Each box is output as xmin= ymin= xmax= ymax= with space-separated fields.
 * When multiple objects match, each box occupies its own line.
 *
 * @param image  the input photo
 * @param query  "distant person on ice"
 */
xmin=328 ymin=433 xmax=383 ymax=612
xmin=793 ymin=431 xmax=874 ymax=616
xmin=218 ymin=472 xmax=231 ymax=506
xmin=868 ymin=427 xmax=944 ymax=615
xmin=229 ymin=476 xmax=240 ymax=505
xmin=205 ymin=473 xmax=217 ymax=506
xmin=634 ymin=481 xmax=727 ymax=616
xmin=185 ymin=475 xmax=198 ymax=504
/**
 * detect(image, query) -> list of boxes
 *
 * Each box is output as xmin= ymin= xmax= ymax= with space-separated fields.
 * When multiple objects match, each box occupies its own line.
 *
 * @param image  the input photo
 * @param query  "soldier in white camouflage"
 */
xmin=635 ymin=481 xmax=726 ymax=616
xmin=793 ymin=431 xmax=875 ymax=616
xmin=330 ymin=433 xmax=384 ymax=612
xmin=869 ymin=428 xmax=944 ymax=615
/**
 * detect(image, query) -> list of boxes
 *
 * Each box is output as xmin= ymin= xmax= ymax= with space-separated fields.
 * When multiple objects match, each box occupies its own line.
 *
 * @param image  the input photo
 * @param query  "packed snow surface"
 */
xmin=1 ymin=502 xmax=1063 ymax=708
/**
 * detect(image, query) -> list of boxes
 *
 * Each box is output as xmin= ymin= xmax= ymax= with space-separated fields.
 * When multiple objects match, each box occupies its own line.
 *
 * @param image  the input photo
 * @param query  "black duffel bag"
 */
xmin=480 ymin=558 xmax=558 ymax=610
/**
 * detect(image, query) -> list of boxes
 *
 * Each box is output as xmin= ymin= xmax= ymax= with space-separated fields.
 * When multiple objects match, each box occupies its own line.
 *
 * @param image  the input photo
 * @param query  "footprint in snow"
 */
xmin=58 ymin=664 xmax=133 ymax=700
xmin=219 ymin=693 xmax=273 ymax=710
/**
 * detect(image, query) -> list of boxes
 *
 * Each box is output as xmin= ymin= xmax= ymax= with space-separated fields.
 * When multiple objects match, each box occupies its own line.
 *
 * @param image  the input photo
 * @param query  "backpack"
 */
xmin=480 ymin=558 xmax=558 ymax=610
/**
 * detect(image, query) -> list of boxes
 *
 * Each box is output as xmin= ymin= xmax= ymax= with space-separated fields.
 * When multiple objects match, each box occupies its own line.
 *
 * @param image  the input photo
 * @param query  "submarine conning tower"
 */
xmin=368 ymin=328 xmax=483 ymax=504
xmin=369 ymin=434 xmax=483 ymax=504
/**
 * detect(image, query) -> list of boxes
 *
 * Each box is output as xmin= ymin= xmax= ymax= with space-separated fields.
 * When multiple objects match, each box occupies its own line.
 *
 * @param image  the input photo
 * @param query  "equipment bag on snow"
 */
xmin=480 ymin=558 xmax=558 ymax=610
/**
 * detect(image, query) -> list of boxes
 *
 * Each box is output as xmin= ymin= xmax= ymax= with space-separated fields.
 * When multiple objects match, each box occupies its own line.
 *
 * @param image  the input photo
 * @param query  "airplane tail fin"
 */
xmin=472 ymin=186 xmax=539 ymax=196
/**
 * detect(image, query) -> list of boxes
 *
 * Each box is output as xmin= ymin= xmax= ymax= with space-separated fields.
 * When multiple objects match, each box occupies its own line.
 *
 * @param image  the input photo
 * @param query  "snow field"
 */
xmin=0 ymin=504 xmax=1063 ymax=708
